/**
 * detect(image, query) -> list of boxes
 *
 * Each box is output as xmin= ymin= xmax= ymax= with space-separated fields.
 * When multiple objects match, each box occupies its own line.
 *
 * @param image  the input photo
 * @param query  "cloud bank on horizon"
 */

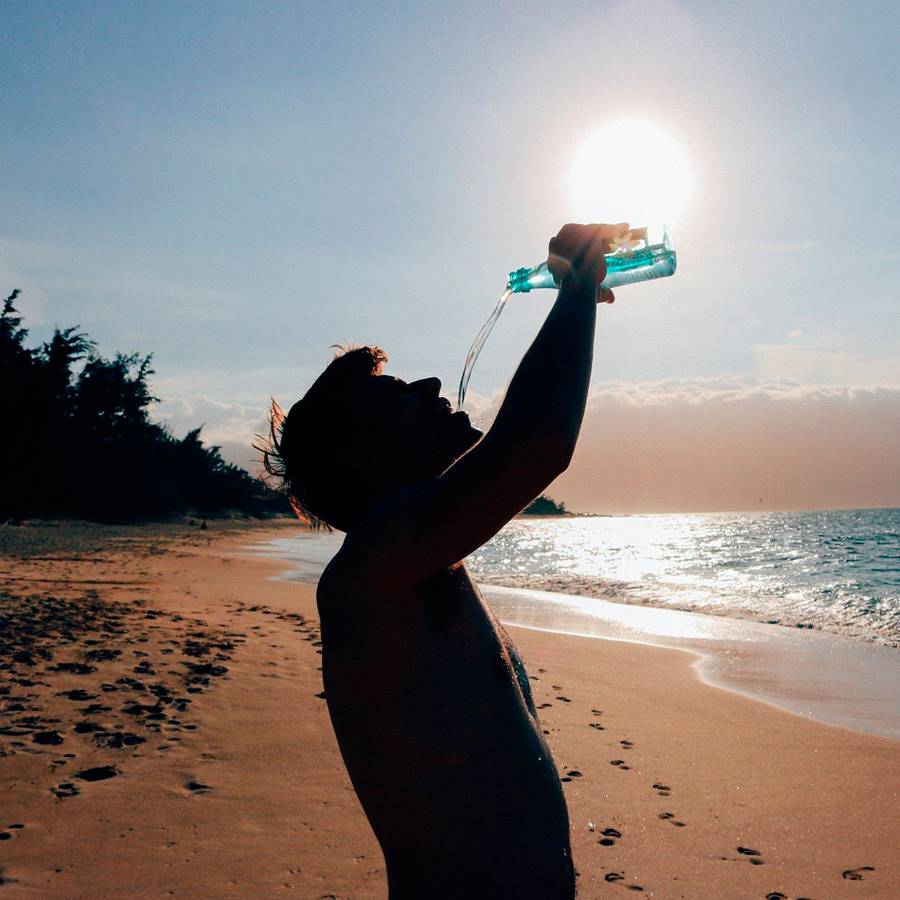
xmin=153 ymin=376 xmax=900 ymax=514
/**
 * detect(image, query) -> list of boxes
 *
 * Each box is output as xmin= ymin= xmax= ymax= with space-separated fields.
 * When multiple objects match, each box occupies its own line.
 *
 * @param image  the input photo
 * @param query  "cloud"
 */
xmin=751 ymin=328 xmax=900 ymax=385
xmin=753 ymin=341 xmax=900 ymax=384
xmin=150 ymin=392 xmax=268 ymax=470
xmin=147 ymin=373 xmax=900 ymax=513
xmin=547 ymin=377 xmax=900 ymax=513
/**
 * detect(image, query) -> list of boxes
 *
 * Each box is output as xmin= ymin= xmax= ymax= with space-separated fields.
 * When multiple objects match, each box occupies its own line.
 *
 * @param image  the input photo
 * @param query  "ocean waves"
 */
xmin=467 ymin=509 xmax=900 ymax=648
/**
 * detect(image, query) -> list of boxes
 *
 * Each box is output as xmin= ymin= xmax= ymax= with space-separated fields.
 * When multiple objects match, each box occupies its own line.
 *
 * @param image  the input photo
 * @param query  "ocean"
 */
xmin=467 ymin=508 xmax=900 ymax=648
xmin=250 ymin=508 xmax=900 ymax=736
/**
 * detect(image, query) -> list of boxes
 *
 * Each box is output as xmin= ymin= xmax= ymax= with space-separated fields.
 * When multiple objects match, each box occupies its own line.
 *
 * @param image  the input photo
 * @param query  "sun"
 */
xmin=569 ymin=119 xmax=692 ymax=227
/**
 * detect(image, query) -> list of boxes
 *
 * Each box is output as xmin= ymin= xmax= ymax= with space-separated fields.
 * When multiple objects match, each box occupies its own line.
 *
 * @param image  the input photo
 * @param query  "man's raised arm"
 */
xmin=347 ymin=223 xmax=628 ymax=585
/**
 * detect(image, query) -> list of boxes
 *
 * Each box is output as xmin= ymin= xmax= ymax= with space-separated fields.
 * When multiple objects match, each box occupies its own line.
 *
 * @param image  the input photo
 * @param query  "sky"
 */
xmin=2 ymin=0 xmax=899 ymax=512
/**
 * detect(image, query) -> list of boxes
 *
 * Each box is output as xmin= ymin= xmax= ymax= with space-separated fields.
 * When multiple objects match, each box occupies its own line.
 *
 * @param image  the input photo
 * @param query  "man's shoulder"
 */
xmin=317 ymin=550 xmax=354 ymax=605
xmin=315 ymin=537 xmax=385 ymax=610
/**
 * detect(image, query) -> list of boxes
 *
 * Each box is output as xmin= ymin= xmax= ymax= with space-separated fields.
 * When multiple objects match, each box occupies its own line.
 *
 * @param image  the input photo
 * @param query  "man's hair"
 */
xmin=258 ymin=344 xmax=388 ymax=531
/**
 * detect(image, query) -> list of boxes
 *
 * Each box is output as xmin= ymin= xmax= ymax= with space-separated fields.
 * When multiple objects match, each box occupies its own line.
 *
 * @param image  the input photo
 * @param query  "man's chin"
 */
xmin=447 ymin=411 xmax=483 ymax=458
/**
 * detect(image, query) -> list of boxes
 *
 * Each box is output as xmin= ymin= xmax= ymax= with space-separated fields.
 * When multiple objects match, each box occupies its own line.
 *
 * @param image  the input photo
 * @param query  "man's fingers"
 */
xmin=599 ymin=287 xmax=615 ymax=304
xmin=552 ymin=223 xmax=631 ymax=259
xmin=549 ymin=223 xmax=631 ymax=291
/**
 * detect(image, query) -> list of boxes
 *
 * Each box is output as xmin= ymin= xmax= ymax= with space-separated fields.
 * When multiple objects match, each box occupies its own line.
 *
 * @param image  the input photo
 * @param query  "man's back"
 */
xmin=318 ymin=557 xmax=575 ymax=899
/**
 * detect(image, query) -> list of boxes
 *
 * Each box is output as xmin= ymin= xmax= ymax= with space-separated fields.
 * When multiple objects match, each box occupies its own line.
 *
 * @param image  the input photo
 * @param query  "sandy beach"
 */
xmin=1 ymin=521 xmax=897 ymax=899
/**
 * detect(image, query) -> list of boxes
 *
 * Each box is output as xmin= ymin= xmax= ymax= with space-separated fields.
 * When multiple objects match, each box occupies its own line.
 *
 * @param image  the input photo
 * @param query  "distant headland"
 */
xmin=519 ymin=495 xmax=571 ymax=516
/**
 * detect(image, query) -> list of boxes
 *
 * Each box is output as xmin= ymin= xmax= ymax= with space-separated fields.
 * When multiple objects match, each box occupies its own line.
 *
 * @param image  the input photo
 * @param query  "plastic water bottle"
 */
xmin=457 ymin=225 xmax=677 ymax=410
xmin=507 ymin=224 xmax=676 ymax=293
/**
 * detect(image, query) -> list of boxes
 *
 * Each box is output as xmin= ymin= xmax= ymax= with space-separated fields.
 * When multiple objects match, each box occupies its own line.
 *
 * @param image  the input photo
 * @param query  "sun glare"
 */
xmin=569 ymin=119 xmax=692 ymax=227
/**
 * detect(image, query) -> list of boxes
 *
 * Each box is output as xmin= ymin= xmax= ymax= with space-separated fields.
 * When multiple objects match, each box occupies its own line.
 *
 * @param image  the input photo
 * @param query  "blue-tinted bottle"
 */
xmin=507 ymin=224 xmax=676 ymax=293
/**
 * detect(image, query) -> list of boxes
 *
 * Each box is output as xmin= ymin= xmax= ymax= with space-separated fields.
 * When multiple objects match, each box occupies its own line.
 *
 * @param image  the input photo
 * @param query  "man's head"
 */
xmin=261 ymin=345 xmax=482 ymax=531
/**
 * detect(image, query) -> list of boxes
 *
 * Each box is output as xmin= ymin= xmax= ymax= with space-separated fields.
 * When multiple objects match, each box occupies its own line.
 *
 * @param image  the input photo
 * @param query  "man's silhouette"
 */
xmin=265 ymin=223 xmax=627 ymax=899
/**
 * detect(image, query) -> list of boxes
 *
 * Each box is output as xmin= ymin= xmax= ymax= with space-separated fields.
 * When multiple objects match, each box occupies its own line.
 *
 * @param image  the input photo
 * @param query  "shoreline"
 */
xmin=481 ymin=583 xmax=900 ymax=740
xmin=244 ymin=530 xmax=900 ymax=740
xmin=1 ymin=520 xmax=897 ymax=898
xmin=471 ymin=570 xmax=899 ymax=649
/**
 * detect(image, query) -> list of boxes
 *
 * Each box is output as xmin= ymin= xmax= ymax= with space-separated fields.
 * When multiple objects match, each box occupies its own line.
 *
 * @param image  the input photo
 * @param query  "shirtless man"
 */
xmin=265 ymin=222 xmax=627 ymax=898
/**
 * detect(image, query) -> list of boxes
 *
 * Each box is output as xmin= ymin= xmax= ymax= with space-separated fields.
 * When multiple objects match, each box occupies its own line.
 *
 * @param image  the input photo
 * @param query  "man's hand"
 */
xmin=548 ymin=222 xmax=630 ymax=304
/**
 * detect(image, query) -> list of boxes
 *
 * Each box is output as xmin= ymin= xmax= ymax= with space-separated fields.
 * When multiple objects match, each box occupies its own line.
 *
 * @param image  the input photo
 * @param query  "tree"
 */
xmin=0 ymin=290 xmax=287 ymax=522
xmin=521 ymin=495 xmax=568 ymax=516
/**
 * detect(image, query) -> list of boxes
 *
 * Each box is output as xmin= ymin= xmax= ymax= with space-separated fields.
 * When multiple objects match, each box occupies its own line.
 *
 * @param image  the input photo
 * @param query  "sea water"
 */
xmin=467 ymin=508 xmax=900 ymax=647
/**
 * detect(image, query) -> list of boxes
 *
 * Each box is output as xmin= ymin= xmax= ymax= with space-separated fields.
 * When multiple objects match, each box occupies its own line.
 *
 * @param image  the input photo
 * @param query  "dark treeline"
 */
xmin=0 ymin=290 xmax=287 ymax=523
xmin=521 ymin=495 xmax=569 ymax=516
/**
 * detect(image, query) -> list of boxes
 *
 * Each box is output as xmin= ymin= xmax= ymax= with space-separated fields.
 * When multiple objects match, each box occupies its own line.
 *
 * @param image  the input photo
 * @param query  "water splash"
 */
xmin=457 ymin=286 xmax=511 ymax=411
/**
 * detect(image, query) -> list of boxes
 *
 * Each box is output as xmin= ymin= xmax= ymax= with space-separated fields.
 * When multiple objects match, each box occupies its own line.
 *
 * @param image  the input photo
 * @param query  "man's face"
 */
xmin=352 ymin=374 xmax=483 ymax=482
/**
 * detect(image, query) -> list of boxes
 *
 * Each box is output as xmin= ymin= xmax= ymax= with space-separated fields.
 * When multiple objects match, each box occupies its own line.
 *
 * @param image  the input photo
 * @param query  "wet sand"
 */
xmin=0 ymin=521 xmax=897 ymax=898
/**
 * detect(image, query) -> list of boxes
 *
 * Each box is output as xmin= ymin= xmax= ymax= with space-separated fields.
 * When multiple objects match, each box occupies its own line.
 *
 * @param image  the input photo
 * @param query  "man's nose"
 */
xmin=408 ymin=377 xmax=442 ymax=399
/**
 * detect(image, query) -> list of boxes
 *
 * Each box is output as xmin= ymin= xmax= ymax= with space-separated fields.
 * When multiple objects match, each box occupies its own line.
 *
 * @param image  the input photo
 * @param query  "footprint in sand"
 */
xmin=76 ymin=765 xmax=119 ymax=782
xmin=842 ymin=866 xmax=874 ymax=881
xmin=765 ymin=893 xmax=787 ymax=899
xmin=50 ymin=782 xmax=80 ymax=799
xmin=556 ymin=696 xmax=572 ymax=702
xmin=57 ymin=689 xmax=97 ymax=702
xmin=620 ymin=739 xmax=634 ymax=749
xmin=73 ymin=721 xmax=102 ymax=734
xmin=185 ymin=780 xmax=212 ymax=794
xmin=598 ymin=827 xmax=621 ymax=846
xmin=603 ymin=871 xmax=644 ymax=891
xmin=560 ymin=769 xmax=582 ymax=783
xmin=652 ymin=782 xmax=671 ymax=797
xmin=538 ymin=702 xmax=553 ymax=710
xmin=610 ymin=759 xmax=630 ymax=770
xmin=737 ymin=846 xmax=764 ymax=865
xmin=588 ymin=722 xmax=605 ymax=731
xmin=657 ymin=812 xmax=686 ymax=827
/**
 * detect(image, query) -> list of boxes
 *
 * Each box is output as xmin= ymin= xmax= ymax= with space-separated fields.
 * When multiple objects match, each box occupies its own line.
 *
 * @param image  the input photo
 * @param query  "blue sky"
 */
xmin=3 ymin=1 xmax=899 ymax=507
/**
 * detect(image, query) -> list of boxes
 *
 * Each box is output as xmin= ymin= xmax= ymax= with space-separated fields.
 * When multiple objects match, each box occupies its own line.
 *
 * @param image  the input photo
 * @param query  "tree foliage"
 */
xmin=521 ymin=495 xmax=569 ymax=516
xmin=0 ymin=290 xmax=286 ymax=522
